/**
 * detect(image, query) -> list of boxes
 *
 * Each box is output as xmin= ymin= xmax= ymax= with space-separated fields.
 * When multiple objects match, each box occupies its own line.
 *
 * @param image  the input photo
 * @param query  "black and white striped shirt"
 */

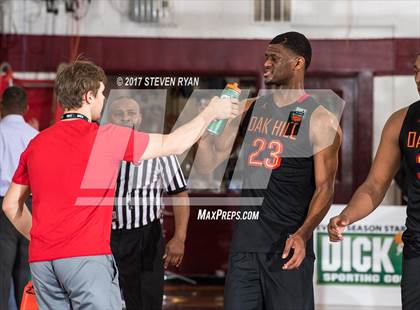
xmin=112 ymin=155 xmax=187 ymax=230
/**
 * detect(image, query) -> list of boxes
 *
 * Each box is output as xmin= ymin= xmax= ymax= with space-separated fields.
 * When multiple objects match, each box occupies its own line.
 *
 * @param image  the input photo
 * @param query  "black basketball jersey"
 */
xmin=230 ymin=93 xmax=319 ymax=254
xmin=399 ymin=100 xmax=420 ymax=258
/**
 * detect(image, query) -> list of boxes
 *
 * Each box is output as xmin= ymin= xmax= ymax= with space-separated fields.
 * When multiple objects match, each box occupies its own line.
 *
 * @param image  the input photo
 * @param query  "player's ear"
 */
xmin=294 ymin=56 xmax=305 ymax=71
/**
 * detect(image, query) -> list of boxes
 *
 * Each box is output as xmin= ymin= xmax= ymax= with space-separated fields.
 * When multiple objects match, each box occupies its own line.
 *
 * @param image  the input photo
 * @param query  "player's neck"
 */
xmin=272 ymin=76 xmax=305 ymax=108
xmin=273 ymin=88 xmax=305 ymax=108
xmin=277 ymin=75 xmax=304 ymax=90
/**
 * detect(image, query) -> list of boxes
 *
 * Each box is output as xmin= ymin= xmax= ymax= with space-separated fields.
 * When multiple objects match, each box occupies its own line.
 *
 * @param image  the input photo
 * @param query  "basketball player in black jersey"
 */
xmin=196 ymin=32 xmax=342 ymax=310
xmin=328 ymin=53 xmax=420 ymax=310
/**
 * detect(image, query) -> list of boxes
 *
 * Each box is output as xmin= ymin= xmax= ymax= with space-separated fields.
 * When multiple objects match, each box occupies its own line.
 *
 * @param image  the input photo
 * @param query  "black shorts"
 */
xmin=224 ymin=252 xmax=314 ymax=310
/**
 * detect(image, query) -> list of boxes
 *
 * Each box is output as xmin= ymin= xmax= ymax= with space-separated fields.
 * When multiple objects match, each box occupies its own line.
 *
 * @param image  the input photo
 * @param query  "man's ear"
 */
xmin=295 ymin=56 xmax=306 ymax=71
xmin=85 ymin=91 xmax=94 ymax=104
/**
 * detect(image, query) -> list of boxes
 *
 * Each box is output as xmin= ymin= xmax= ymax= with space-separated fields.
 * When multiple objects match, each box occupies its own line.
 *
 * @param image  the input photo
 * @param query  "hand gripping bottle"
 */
xmin=207 ymin=83 xmax=241 ymax=135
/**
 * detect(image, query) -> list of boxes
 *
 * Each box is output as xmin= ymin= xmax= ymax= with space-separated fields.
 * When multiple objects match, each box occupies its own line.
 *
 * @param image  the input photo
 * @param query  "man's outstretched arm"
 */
xmin=194 ymin=98 xmax=255 ymax=174
xmin=141 ymin=97 xmax=239 ymax=160
xmin=328 ymin=108 xmax=406 ymax=242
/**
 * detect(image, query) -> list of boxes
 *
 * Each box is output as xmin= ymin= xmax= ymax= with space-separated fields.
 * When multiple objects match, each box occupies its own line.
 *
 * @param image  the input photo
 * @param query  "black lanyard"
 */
xmin=61 ymin=113 xmax=90 ymax=122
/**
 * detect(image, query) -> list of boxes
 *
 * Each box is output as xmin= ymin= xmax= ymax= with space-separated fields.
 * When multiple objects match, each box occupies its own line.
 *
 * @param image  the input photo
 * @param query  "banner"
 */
xmin=315 ymin=204 xmax=406 ymax=307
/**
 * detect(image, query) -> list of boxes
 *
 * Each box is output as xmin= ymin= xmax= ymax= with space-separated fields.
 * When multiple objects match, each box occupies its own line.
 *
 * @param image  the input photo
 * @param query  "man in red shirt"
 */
xmin=2 ymin=60 xmax=238 ymax=309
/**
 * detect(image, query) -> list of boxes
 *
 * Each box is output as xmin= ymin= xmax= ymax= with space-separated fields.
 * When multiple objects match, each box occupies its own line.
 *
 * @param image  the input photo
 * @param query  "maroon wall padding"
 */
xmin=0 ymin=35 xmax=418 ymax=76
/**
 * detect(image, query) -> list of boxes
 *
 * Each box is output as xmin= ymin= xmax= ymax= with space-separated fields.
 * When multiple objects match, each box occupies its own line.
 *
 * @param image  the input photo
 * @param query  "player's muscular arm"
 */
xmin=328 ymin=108 xmax=406 ymax=241
xmin=195 ymin=98 xmax=256 ymax=174
xmin=296 ymin=107 xmax=342 ymax=241
xmin=141 ymin=97 xmax=239 ymax=160
xmin=298 ymin=107 xmax=342 ymax=240
xmin=194 ymin=119 xmax=240 ymax=174
xmin=283 ymin=107 xmax=342 ymax=269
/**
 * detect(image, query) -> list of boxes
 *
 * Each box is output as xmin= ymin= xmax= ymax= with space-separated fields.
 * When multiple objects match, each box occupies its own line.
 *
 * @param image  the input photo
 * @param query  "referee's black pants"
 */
xmin=224 ymin=252 xmax=315 ymax=310
xmin=111 ymin=220 xmax=164 ymax=310
xmin=0 ymin=196 xmax=31 ymax=310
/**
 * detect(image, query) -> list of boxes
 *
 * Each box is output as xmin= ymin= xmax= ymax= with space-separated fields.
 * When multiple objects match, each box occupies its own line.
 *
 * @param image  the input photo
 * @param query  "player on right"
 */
xmin=328 ymin=53 xmax=420 ymax=310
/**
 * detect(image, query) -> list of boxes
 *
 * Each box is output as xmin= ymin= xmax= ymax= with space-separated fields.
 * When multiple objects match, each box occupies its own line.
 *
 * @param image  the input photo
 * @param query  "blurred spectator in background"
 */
xmin=0 ymin=86 xmax=38 ymax=309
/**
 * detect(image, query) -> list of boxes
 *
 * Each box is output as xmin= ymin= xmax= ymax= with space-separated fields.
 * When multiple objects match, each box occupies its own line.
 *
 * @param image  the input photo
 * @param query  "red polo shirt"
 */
xmin=12 ymin=119 xmax=149 ymax=262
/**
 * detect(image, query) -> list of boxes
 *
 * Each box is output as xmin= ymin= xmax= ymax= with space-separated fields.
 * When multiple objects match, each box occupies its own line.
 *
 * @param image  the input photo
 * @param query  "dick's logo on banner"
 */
xmin=316 ymin=231 xmax=403 ymax=286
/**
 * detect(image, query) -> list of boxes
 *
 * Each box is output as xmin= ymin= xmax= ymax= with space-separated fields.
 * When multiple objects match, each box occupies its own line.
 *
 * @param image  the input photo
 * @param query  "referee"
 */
xmin=108 ymin=97 xmax=190 ymax=310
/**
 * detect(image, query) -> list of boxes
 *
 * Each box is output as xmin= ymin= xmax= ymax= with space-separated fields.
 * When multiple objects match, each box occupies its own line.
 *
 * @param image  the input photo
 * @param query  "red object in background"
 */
xmin=0 ymin=63 xmax=56 ymax=130
xmin=15 ymin=79 xmax=55 ymax=131
xmin=54 ymin=102 xmax=63 ymax=123
xmin=0 ymin=65 xmax=13 ymax=95
xmin=20 ymin=281 xmax=38 ymax=310
xmin=1 ymin=78 xmax=55 ymax=131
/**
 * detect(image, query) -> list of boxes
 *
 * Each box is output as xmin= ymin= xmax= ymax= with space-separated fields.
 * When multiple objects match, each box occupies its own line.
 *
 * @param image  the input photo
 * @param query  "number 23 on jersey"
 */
xmin=247 ymin=137 xmax=283 ymax=170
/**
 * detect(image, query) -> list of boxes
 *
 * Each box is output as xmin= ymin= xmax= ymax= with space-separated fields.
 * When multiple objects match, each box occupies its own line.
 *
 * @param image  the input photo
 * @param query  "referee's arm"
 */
xmin=164 ymin=191 xmax=190 ymax=269
xmin=160 ymin=155 xmax=190 ymax=268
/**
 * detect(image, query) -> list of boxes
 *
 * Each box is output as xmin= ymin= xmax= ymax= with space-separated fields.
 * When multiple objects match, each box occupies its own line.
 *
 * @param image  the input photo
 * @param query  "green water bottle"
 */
xmin=207 ymin=83 xmax=241 ymax=135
